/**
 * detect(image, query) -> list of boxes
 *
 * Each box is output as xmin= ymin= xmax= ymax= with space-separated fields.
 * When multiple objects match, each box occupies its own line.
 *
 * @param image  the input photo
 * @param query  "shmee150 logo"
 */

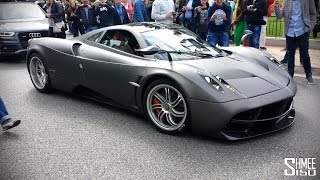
xmin=284 ymin=158 xmax=316 ymax=176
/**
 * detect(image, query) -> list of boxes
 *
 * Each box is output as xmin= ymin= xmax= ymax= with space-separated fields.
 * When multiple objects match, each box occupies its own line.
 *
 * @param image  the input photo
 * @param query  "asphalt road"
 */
xmin=0 ymin=58 xmax=320 ymax=179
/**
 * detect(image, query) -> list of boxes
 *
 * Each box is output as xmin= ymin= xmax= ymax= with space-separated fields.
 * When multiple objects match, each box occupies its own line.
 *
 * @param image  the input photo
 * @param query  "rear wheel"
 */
xmin=144 ymin=79 xmax=189 ymax=134
xmin=28 ymin=53 xmax=52 ymax=93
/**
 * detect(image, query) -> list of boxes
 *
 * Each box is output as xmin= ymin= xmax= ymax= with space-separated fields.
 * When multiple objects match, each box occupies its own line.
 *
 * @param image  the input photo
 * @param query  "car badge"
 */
xmin=29 ymin=33 xmax=41 ymax=38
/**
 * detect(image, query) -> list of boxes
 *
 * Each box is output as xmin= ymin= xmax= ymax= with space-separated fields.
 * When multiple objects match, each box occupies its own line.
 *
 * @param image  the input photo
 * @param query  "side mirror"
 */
xmin=240 ymin=30 xmax=253 ymax=46
xmin=135 ymin=45 xmax=161 ymax=55
xmin=135 ymin=45 xmax=173 ymax=62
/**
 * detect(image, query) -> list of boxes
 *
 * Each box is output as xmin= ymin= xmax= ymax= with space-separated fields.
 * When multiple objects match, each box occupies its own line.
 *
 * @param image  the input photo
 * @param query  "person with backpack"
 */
xmin=194 ymin=0 xmax=209 ymax=40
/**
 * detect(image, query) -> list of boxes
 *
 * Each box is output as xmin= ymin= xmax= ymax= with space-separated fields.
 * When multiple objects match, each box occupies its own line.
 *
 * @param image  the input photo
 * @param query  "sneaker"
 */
xmin=306 ymin=75 xmax=315 ymax=85
xmin=1 ymin=118 xmax=21 ymax=131
xmin=260 ymin=47 xmax=267 ymax=50
xmin=280 ymin=59 xmax=288 ymax=64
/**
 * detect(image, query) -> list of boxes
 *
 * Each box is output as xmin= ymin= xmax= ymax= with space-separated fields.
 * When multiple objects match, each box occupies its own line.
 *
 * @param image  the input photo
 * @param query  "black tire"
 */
xmin=143 ymin=79 xmax=189 ymax=135
xmin=27 ymin=53 xmax=52 ymax=93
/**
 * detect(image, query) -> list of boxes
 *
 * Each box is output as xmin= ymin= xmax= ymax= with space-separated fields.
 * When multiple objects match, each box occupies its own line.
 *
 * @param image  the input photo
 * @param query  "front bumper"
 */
xmin=188 ymin=85 xmax=296 ymax=140
xmin=0 ymin=38 xmax=27 ymax=55
xmin=217 ymin=102 xmax=295 ymax=140
xmin=0 ymin=31 xmax=48 ymax=56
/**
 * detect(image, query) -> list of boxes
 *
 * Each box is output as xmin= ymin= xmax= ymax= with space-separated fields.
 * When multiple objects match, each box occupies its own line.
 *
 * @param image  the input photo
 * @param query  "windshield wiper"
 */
xmin=165 ymin=51 xmax=214 ymax=58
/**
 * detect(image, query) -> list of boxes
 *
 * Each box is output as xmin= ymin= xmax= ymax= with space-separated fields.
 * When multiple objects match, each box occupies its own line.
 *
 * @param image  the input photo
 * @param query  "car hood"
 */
xmin=180 ymin=55 xmax=289 ymax=98
xmin=0 ymin=19 xmax=49 ymax=32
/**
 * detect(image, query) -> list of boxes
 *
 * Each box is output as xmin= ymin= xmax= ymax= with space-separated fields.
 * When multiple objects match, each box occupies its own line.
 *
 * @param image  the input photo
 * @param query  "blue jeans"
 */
xmin=246 ymin=24 xmax=261 ymax=49
xmin=0 ymin=97 xmax=10 ymax=124
xmin=286 ymin=32 xmax=312 ymax=77
xmin=206 ymin=31 xmax=229 ymax=47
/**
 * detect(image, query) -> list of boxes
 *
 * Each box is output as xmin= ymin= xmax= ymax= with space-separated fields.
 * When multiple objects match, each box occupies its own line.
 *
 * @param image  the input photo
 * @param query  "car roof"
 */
xmin=105 ymin=22 xmax=185 ymax=33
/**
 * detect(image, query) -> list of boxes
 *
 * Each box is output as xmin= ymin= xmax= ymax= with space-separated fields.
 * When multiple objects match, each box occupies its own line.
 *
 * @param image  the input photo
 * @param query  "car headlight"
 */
xmin=198 ymin=72 xmax=237 ymax=93
xmin=261 ymin=51 xmax=283 ymax=68
xmin=0 ymin=32 xmax=15 ymax=37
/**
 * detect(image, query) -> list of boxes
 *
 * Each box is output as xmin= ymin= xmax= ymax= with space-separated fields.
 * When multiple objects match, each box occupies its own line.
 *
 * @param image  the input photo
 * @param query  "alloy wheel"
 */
xmin=146 ymin=84 xmax=187 ymax=132
xmin=29 ymin=56 xmax=48 ymax=90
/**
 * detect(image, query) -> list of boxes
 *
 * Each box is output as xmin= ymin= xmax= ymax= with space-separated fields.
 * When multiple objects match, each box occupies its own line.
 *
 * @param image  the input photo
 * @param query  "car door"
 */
xmin=76 ymin=30 xmax=150 ymax=107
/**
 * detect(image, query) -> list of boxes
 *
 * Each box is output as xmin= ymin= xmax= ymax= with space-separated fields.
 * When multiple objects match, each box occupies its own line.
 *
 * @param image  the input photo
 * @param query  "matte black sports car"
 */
xmin=0 ymin=2 xmax=49 ymax=56
xmin=26 ymin=23 xmax=296 ymax=140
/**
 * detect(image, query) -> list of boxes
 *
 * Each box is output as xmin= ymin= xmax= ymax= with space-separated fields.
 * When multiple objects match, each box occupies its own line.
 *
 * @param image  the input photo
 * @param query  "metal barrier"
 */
xmin=266 ymin=15 xmax=320 ymax=39
xmin=266 ymin=16 xmax=284 ymax=37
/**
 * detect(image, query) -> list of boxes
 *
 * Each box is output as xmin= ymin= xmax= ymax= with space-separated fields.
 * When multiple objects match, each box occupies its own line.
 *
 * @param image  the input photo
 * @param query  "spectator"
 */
xmin=43 ymin=0 xmax=66 ymax=39
xmin=259 ymin=0 xmax=274 ymax=50
xmin=146 ymin=0 xmax=154 ymax=22
xmin=231 ymin=0 xmax=247 ymax=46
xmin=76 ymin=0 xmax=98 ymax=32
xmin=114 ymin=0 xmax=131 ymax=24
xmin=64 ymin=0 xmax=73 ymax=33
xmin=0 ymin=97 xmax=21 ymax=131
xmin=95 ymin=0 xmax=121 ymax=27
xmin=179 ymin=0 xmax=200 ymax=31
xmin=123 ymin=0 xmax=134 ymax=22
xmin=243 ymin=0 xmax=268 ymax=48
xmin=275 ymin=0 xmax=317 ymax=84
xmin=151 ymin=0 xmax=176 ymax=24
xmin=65 ymin=0 xmax=86 ymax=37
xmin=175 ymin=0 xmax=186 ymax=24
xmin=194 ymin=0 xmax=209 ymax=40
xmin=207 ymin=0 xmax=232 ymax=47
xmin=134 ymin=0 xmax=148 ymax=22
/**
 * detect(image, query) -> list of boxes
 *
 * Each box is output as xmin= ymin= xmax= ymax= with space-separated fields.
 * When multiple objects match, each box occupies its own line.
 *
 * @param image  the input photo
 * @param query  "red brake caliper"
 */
xmin=153 ymin=97 xmax=161 ymax=116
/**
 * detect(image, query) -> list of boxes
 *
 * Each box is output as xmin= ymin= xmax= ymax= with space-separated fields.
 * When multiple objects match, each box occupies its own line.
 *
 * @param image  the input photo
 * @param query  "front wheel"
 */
xmin=144 ymin=79 xmax=189 ymax=134
xmin=28 ymin=53 xmax=52 ymax=93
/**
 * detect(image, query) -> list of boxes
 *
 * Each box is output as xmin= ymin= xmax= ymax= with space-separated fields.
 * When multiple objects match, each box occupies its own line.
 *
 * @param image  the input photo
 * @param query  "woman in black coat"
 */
xmin=43 ymin=0 xmax=66 ymax=39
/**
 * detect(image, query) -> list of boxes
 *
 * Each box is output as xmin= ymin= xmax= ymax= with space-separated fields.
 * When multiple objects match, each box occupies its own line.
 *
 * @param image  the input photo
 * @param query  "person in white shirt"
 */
xmin=151 ymin=0 xmax=175 ymax=24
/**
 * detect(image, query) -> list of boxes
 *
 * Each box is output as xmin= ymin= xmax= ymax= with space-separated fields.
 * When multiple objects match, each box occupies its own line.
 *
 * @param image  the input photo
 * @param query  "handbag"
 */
xmin=53 ymin=21 xmax=65 ymax=33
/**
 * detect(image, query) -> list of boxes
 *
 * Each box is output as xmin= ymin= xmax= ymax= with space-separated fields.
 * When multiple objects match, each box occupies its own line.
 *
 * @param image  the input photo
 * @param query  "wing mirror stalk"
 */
xmin=135 ymin=46 xmax=173 ymax=62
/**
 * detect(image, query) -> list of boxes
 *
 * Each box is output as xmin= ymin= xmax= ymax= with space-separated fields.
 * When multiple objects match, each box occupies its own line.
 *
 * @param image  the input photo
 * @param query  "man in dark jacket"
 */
xmin=206 ymin=0 xmax=231 ymax=47
xmin=76 ymin=0 xmax=98 ymax=32
xmin=243 ymin=0 xmax=268 ymax=48
xmin=95 ymin=0 xmax=121 ymax=27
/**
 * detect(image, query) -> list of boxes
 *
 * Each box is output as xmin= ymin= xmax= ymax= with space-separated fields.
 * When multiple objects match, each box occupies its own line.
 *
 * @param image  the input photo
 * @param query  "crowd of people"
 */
xmin=40 ymin=0 xmax=319 ymax=84
xmin=42 ymin=0 xmax=319 ymax=48
xmin=41 ymin=0 xmax=279 ymax=49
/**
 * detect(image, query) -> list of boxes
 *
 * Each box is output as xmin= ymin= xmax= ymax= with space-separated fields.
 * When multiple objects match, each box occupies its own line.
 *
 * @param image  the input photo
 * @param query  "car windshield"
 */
xmin=0 ymin=3 xmax=45 ymax=20
xmin=141 ymin=28 xmax=221 ymax=60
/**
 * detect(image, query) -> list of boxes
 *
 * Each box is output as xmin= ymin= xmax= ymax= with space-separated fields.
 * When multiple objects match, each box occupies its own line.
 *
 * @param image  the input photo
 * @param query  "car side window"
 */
xmin=87 ymin=32 xmax=103 ymax=43
xmin=99 ymin=30 xmax=140 ymax=56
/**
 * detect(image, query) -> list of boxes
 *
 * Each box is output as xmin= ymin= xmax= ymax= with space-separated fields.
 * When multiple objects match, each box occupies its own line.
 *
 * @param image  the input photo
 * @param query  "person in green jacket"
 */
xmin=231 ymin=0 xmax=247 ymax=46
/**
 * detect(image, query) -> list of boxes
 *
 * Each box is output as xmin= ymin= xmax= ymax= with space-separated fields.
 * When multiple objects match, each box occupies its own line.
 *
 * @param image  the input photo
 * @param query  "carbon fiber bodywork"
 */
xmin=26 ymin=23 xmax=297 ymax=140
